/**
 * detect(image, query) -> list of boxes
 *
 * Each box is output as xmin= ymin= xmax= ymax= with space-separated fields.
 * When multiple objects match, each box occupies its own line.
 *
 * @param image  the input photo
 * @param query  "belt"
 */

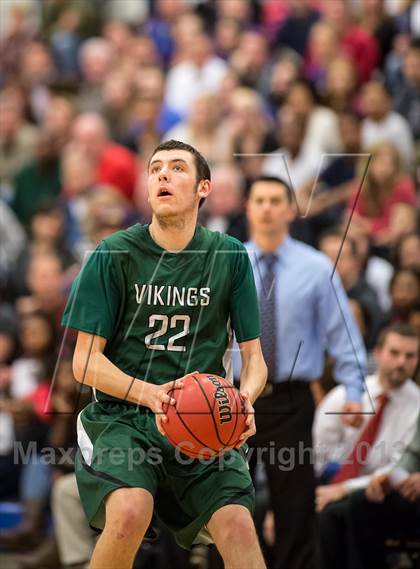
xmin=259 ymin=379 xmax=311 ymax=398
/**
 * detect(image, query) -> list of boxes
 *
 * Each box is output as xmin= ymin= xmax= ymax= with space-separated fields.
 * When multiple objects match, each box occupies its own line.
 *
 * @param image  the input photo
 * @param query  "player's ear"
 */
xmin=198 ymin=180 xmax=211 ymax=201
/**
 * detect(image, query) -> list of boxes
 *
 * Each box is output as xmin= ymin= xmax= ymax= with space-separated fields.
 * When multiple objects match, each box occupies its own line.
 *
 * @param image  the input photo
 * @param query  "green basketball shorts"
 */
xmin=75 ymin=401 xmax=254 ymax=550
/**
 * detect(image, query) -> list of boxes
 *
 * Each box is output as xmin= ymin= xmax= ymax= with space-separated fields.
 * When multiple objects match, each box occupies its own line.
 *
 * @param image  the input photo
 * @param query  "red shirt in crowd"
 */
xmin=350 ymin=175 xmax=417 ymax=237
xmin=97 ymin=144 xmax=138 ymax=202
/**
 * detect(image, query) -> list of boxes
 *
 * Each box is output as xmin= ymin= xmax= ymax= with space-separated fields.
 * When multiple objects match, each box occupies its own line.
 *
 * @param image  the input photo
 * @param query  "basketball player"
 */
xmin=62 ymin=140 xmax=268 ymax=569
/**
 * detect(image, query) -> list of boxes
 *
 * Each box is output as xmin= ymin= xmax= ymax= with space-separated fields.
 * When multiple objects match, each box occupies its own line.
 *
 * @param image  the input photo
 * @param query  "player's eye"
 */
xmin=173 ymin=165 xmax=183 ymax=171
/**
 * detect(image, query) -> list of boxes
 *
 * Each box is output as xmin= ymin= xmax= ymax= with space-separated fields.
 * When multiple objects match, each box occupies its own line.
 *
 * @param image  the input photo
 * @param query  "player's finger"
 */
xmin=160 ymin=391 xmax=176 ymax=405
xmin=170 ymin=378 xmax=184 ymax=390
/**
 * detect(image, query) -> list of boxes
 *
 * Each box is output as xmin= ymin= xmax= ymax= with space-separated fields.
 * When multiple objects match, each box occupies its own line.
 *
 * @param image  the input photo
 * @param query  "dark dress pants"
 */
xmin=248 ymin=381 xmax=316 ymax=569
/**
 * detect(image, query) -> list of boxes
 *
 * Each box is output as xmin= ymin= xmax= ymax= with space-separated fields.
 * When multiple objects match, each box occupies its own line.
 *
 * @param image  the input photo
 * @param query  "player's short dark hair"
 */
xmin=249 ymin=176 xmax=294 ymax=203
xmin=149 ymin=139 xmax=211 ymax=208
xmin=377 ymin=323 xmax=420 ymax=348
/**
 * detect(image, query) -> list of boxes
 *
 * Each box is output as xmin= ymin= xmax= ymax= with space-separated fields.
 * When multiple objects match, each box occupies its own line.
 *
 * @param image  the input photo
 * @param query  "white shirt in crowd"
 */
xmin=361 ymin=111 xmax=415 ymax=168
xmin=313 ymin=374 xmax=420 ymax=492
xmin=164 ymin=57 xmax=228 ymax=117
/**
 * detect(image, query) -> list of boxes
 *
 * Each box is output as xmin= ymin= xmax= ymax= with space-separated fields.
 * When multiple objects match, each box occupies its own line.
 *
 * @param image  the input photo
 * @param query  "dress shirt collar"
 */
xmin=248 ymin=235 xmax=293 ymax=264
xmin=367 ymin=373 xmax=414 ymax=405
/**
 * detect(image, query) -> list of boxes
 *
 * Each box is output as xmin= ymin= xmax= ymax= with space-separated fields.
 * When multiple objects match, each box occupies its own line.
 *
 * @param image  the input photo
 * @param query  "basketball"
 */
xmin=162 ymin=373 xmax=247 ymax=459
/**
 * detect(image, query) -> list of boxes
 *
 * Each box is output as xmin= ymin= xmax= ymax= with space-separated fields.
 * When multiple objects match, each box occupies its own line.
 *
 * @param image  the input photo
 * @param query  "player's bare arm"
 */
xmin=73 ymin=330 xmax=183 ymax=415
xmin=237 ymin=337 xmax=267 ymax=445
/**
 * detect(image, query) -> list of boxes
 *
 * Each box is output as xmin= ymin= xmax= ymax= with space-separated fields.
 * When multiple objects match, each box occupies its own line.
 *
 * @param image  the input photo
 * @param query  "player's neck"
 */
xmin=149 ymin=214 xmax=198 ymax=252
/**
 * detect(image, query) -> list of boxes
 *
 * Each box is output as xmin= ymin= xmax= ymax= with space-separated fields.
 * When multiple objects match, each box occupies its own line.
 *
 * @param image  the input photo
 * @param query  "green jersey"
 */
xmin=62 ymin=223 xmax=260 ymax=402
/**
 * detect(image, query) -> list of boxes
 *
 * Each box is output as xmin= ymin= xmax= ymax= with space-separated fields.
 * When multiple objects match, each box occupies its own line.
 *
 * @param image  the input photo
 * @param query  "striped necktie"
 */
xmin=259 ymin=253 xmax=277 ymax=381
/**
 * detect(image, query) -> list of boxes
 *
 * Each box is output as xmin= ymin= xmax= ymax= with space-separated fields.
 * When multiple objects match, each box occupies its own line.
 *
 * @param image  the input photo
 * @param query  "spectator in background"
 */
xmin=70 ymin=113 xmax=138 ymax=202
xmin=164 ymin=31 xmax=227 ymax=117
xmin=303 ymin=21 xmax=340 ymax=92
xmin=394 ymin=39 xmax=420 ymax=144
xmin=272 ymin=0 xmax=320 ymax=57
xmin=11 ymin=130 xmax=62 ymax=227
xmin=285 ymin=79 xmax=342 ymax=156
xmin=387 ymin=268 xmax=420 ymax=324
xmin=359 ymin=81 xmax=415 ymax=168
xmin=223 ymin=87 xmax=277 ymax=181
xmin=0 ymin=310 xmax=56 ymax=550
xmin=347 ymin=412 xmax=420 ymax=569
xmin=320 ymin=0 xmax=380 ymax=84
xmin=315 ymin=324 xmax=420 ymax=569
xmin=77 ymin=37 xmax=115 ymax=113
xmin=319 ymin=229 xmax=384 ymax=350
xmin=164 ymin=94 xmax=227 ymax=166
xmin=348 ymin=142 xmax=417 ymax=254
xmin=262 ymin=107 xmax=319 ymax=205
xmin=394 ymin=231 xmax=420 ymax=271
xmin=358 ymin=0 xmax=398 ymax=65
xmin=102 ymin=71 xmax=135 ymax=144
xmin=350 ymin=229 xmax=394 ymax=314
xmin=18 ymin=41 xmax=56 ymax=123
xmin=322 ymin=56 xmax=357 ymax=113
xmin=266 ymin=50 xmax=301 ymax=113
xmin=0 ymin=201 xmax=26 ymax=296
xmin=10 ymin=202 xmax=77 ymax=300
xmin=41 ymin=94 xmax=75 ymax=147
xmin=229 ymin=30 xmax=270 ymax=91
xmin=298 ymin=111 xmax=363 ymax=246
xmin=200 ymin=163 xmax=247 ymax=242
xmin=16 ymin=253 xmax=69 ymax=347
xmin=0 ymin=88 xmax=39 ymax=199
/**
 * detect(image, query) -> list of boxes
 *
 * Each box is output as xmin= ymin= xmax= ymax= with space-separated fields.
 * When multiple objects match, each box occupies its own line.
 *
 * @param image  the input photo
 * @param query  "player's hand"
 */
xmin=397 ymin=473 xmax=420 ymax=502
xmin=366 ymin=474 xmax=389 ymax=503
xmin=148 ymin=372 xmax=197 ymax=437
xmin=341 ymin=401 xmax=363 ymax=428
xmin=236 ymin=391 xmax=256 ymax=448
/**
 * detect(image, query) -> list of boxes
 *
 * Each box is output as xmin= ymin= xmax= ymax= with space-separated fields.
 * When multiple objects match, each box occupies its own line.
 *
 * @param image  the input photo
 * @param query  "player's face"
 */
xmin=148 ymin=149 xmax=209 ymax=218
xmin=247 ymin=181 xmax=295 ymax=236
xmin=376 ymin=333 xmax=419 ymax=388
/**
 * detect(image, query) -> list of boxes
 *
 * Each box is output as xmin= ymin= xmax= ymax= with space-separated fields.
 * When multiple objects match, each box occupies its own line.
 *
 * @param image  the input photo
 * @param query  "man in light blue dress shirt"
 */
xmin=243 ymin=176 xmax=367 ymax=569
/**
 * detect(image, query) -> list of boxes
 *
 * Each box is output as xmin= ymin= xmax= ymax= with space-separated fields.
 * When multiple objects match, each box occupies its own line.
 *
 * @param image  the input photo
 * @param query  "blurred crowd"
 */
xmin=0 ymin=0 xmax=419 ymax=568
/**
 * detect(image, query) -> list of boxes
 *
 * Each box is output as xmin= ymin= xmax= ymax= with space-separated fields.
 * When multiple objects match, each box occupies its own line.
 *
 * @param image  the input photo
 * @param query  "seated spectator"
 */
xmin=164 ymin=31 xmax=227 ymax=118
xmin=314 ymin=324 xmax=420 ymax=569
xmin=303 ymin=21 xmax=340 ymax=92
xmin=347 ymin=142 xmax=417 ymax=254
xmin=394 ymin=231 xmax=420 ymax=272
xmin=272 ymin=0 xmax=320 ymax=57
xmin=320 ymin=0 xmax=380 ymax=84
xmin=387 ymin=268 xmax=420 ymax=325
xmin=10 ymin=201 xmax=78 ymax=300
xmin=10 ymin=129 xmax=62 ymax=228
xmin=0 ymin=201 xmax=26 ymax=296
xmin=0 ymin=310 xmax=56 ymax=550
xmin=359 ymin=81 xmax=415 ymax=168
xmin=298 ymin=110 xmax=362 ymax=245
xmin=229 ymin=30 xmax=269 ymax=90
xmin=41 ymin=94 xmax=76 ymax=147
xmin=102 ymin=71 xmax=136 ymax=145
xmin=70 ymin=113 xmax=138 ymax=202
xmin=330 ymin=411 xmax=420 ymax=569
xmin=350 ymin=229 xmax=394 ymax=313
xmin=164 ymin=94 xmax=228 ymax=166
xmin=319 ymin=228 xmax=384 ymax=349
xmin=265 ymin=49 xmax=301 ymax=113
xmin=222 ymin=87 xmax=277 ymax=181
xmin=0 ymin=87 xmax=39 ymax=200
xmin=358 ymin=0 xmax=398 ymax=65
xmin=77 ymin=37 xmax=115 ymax=113
xmin=394 ymin=39 xmax=420 ymax=143
xmin=200 ymin=164 xmax=247 ymax=242
xmin=322 ymin=55 xmax=358 ymax=113
xmin=262 ymin=106 xmax=319 ymax=201
xmin=285 ymin=79 xmax=342 ymax=155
